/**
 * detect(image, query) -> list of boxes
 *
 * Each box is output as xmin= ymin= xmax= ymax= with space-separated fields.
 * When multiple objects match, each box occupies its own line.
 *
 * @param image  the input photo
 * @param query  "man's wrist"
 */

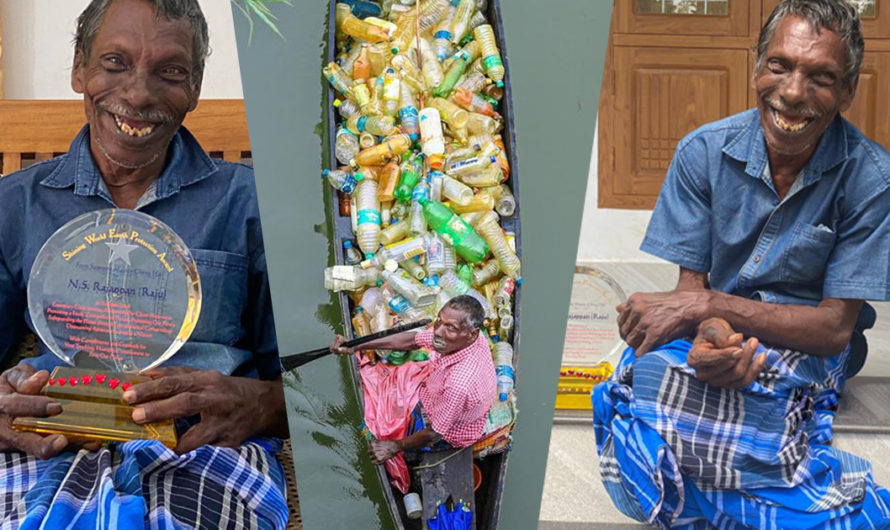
xmin=690 ymin=289 xmax=714 ymax=328
xmin=256 ymin=379 xmax=288 ymax=438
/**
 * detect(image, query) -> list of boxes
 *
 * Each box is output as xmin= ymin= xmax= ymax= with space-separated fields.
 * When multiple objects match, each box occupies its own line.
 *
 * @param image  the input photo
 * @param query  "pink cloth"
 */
xmin=415 ymin=328 xmax=496 ymax=447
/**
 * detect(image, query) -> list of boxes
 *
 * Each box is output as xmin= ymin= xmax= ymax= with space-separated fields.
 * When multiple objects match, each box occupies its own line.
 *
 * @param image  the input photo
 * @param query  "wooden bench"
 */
xmin=0 ymin=99 xmax=302 ymax=529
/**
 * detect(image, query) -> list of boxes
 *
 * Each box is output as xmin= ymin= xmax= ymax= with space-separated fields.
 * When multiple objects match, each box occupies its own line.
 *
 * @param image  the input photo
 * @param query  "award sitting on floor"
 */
xmin=12 ymin=209 xmax=201 ymax=448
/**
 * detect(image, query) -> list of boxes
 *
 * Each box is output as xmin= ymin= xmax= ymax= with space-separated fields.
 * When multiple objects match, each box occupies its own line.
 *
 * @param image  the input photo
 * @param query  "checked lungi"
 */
xmin=594 ymin=339 xmax=890 ymax=529
xmin=0 ymin=438 xmax=288 ymax=530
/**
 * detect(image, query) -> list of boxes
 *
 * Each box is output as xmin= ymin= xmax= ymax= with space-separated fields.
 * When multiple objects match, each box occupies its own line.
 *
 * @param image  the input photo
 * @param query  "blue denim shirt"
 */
xmin=642 ymin=109 xmax=890 ymax=310
xmin=0 ymin=126 xmax=279 ymax=380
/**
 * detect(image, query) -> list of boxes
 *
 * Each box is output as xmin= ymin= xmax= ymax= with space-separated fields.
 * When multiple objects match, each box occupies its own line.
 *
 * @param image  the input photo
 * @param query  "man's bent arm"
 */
xmin=680 ymin=268 xmax=861 ymax=356
xmin=331 ymin=330 xmax=420 ymax=354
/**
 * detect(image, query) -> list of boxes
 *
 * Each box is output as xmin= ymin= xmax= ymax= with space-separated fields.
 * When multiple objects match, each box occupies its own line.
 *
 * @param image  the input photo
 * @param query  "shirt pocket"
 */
xmin=189 ymin=249 xmax=248 ymax=346
xmin=780 ymin=222 xmax=836 ymax=285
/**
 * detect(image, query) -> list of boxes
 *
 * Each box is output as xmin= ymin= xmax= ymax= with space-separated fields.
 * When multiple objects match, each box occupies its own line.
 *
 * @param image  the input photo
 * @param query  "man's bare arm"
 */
xmin=618 ymin=267 xmax=862 ymax=356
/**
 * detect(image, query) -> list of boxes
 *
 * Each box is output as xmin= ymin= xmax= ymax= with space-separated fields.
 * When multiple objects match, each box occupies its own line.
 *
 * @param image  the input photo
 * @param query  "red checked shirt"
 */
xmin=415 ymin=327 xmax=497 ymax=447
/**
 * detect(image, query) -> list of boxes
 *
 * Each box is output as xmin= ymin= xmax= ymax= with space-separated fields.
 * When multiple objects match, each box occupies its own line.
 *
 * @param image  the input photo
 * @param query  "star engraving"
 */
xmin=106 ymin=237 xmax=139 ymax=266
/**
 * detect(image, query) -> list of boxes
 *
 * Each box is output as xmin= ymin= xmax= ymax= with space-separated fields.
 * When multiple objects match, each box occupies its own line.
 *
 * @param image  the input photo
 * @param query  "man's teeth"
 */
xmin=772 ymin=109 xmax=811 ymax=132
xmin=113 ymin=114 xmax=155 ymax=137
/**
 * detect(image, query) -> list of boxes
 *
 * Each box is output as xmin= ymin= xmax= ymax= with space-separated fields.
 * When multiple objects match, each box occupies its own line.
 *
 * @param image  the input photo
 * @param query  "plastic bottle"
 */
xmin=323 ymin=168 xmax=362 ymax=194
xmin=335 ymin=127 xmax=361 ymax=166
xmin=353 ymin=134 xmax=412 ymax=167
xmin=498 ymin=312 xmax=513 ymax=342
xmin=352 ymin=80 xmax=372 ymax=109
xmin=434 ymin=49 xmax=471 ymax=98
xmin=391 ymin=54 xmax=425 ymax=95
xmin=354 ymin=178 xmax=382 ymax=254
xmin=389 ymin=11 xmax=418 ymax=55
xmin=455 ymin=71 xmax=488 ymax=93
xmin=400 ymin=259 xmax=426 ymax=280
xmin=376 ymin=161 xmax=401 ymax=202
xmin=419 ymin=108 xmax=446 ymax=170
xmin=428 ymin=97 xmax=469 ymax=130
xmin=347 ymin=114 xmax=397 ymax=136
xmin=432 ymin=6 xmax=456 ymax=61
xmin=359 ymin=133 xmax=377 ymax=150
xmin=343 ymin=240 xmax=363 ymax=265
xmin=324 ymin=265 xmax=382 ymax=291
xmin=410 ymin=178 xmax=430 ymax=235
xmin=475 ymin=211 xmax=520 ymax=278
xmin=323 ymin=62 xmax=355 ymax=97
xmin=446 ymin=151 xmax=496 ymax=178
xmin=465 ymin=112 xmax=500 ymax=135
xmin=449 ymin=0 xmax=475 ymax=44
xmin=417 ymin=0 xmax=450 ymax=31
xmin=340 ymin=10 xmax=391 ymax=42
xmin=361 ymin=236 xmax=427 ymax=268
xmin=398 ymin=83 xmax=421 ymax=141
xmin=450 ymin=87 xmax=497 ymax=117
xmin=383 ymin=285 xmax=429 ymax=323
xmin=380 ymin=219 xmax=410 ymax=245
xmin=394 ymin=155 xmax=422 ymax=202
xmin=494 ymin=340 xmax=514 ymax=401
xmin=467 ymin=9 xmax=487 ymax=32
xmin=493 ymin=274 xmax=516 ymax=307
xmin=442 ymin=238 xmax=457 ymax=270
xmin=364 ymin=16 xmax=398 ymax=38
xmin=473 ymin=24 xmax=504 ymax=87
xmin=334 ymin=98 xmax=361 ymax=120
xmin=382 ymin=267 xmax=438 ymax=307
xmin=441 ymin=175 xmax=473 ymax=206
xmin=420 ymin=198 xmax=489 ymax=263
xmin=353 ymin=43 xmax=371 ymax=82
xmin=368 ymin=43 xmax=391 ymax=77
xmin=423 ymin=233 xmax=447 ymax=274
xmin=459 ymin=165 xmax=502 ymax=188
xmin=366 ymin=75 xmax=385 ymax=116
xmin=415 ymin=37 xmax=445 ymax=90
xmin=382 ymin=68 xmax=401 ymax=117
xmin=439 ymin=270 xmax=494 ymax=317
xmin=391 ymin=201 xmax=410 ymax=222
xmin=428 ymin=170 xmax=444 ymax=202
xmin=472 ymin=259 xmax=500 ymax=286
xmin=352 ymin=307 xmax=372 ymax=337
xmin=495 ymin=183 xmax=515 ymax=217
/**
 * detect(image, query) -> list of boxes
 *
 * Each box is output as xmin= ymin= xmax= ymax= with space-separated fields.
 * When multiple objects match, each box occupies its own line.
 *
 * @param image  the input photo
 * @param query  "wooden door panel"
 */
xmin=843 ymin=51 xmax=890 ymax=149
xmin=617 ymin=0 xmax=750 ymax=36
xmin=606 ymin=47 xmax=749 ymax=206
xmin=762 ymin=0 xmax=890 ymax=38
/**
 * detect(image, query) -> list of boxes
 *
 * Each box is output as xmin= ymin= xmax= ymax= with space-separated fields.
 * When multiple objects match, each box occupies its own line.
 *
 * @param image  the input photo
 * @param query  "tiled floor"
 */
xmin=540 ymin=261 xmax=890 ymax=526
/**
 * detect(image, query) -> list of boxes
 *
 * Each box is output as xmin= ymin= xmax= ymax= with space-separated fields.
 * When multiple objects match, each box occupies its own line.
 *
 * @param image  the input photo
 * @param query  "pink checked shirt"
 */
xmin=415 ymin=327 xmax=497 ymax=447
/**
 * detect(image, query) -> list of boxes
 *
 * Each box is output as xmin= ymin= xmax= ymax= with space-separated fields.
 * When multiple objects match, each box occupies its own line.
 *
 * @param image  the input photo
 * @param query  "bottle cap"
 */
xmin=515 ymin=276 xmax=524 ymax=285
xmin=333 ymin=99 xmax=342 ymax=108
xmin=496 ymin=81 xmax=504 ymax=88
xmin=322 ymin=169 xmax=330 ymax=177
xmin=499 ymin=393 xmax=508 ymax=402
xmin=384 ymin=259 xmax=399 ymax=272
xmin=354 ymin=173 xmax=365 ymax=181
xmin=343 ymin=240 xmax=352 ymax=249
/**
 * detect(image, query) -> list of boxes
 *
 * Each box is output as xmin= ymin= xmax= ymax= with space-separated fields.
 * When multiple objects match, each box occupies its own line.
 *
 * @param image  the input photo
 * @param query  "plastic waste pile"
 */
xmin=322 ymin=0 xmax=520 ymax=409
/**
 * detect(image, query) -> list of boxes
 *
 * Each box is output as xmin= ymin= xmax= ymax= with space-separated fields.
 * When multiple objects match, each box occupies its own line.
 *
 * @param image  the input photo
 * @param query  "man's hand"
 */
xmin=617 ymin=290 xmax=708 ymax=355
xmin=123 ymin=367 xmax=286 ymax=454
xmin=0 ymin=364 xmax=68 ymax=459
xmin=688 ymin=317 xmax=766 ymax=388
xmin=369 ymin=439 xmax=401 ymax=464
xmin=329 ymin=335 xmax=355 ymax=356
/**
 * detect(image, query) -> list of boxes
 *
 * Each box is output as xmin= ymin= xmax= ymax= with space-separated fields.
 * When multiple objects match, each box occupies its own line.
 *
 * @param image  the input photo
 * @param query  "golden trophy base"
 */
xmin=555 ymin=363 xmax=614 ymax=410
xmin=11 ymin=366 xmax=177 ymax=448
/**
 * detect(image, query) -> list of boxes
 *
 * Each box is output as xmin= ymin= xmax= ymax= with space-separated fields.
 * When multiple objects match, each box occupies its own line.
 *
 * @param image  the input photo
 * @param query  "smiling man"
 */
xmin=0 ymin=1 xmax=289 ymax=528
xmin=595 ymin=1 xmax=890 ymax=528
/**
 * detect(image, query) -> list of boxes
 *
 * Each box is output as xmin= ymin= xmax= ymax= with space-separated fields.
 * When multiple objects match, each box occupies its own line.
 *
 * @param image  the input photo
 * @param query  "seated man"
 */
xmin=0 ymin=1 xmax=288 ymax=528
xmin=596 ymin=0 xmax=890 ymax=527
xmin=330 ymin=296 xmax=496 ymax=490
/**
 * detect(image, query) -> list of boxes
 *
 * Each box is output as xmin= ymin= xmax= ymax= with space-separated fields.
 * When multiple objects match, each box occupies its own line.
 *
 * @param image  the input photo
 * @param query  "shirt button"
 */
xmin=753 ymin=255 xmax=761 ymax=263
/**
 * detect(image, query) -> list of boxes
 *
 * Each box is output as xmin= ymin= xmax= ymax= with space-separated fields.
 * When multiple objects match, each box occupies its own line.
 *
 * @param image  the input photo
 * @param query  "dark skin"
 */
xmin=0 ymin=0 xmax=287 ymax=458
xmin=617 ymin=17 xmax=863 ymax=379
xmin=330 ymin=305 xmax=478 ymax=463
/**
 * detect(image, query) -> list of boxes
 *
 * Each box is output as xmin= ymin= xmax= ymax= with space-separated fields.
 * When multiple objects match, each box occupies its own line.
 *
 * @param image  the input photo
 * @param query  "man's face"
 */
xmin=753 ymin=16 xmax=855 ymax=158
xmin=71 ymin=0 xmax=200 ymax=171
xmin=432 ymin=306 xmax=479 ymax=355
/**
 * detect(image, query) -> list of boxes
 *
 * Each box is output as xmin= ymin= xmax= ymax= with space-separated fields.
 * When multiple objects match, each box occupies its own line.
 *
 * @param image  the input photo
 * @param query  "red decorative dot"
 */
xmin=121 ymin=382 xmax=132 ymax=391
xmin=81 ymin=375 xmax=92 ymax=385
xmin=95 ymin=373 xmax=106 ymax=384
xmin=567 ymin=370 xmax=575 ymax=375
xmin=69 ymin=377 xmax=78 ymax=386
xmin=58 ymin=378 xmax=66 ymax=386
xmin=109 ymin=379 xmax=120 ymax=390
xmin=47 ymin=378 xmax=56 ymax=386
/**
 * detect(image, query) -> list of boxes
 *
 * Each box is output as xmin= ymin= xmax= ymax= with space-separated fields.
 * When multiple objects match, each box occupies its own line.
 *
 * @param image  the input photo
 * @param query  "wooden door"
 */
xmin=600 ymin=0 xmax=890 ymax=210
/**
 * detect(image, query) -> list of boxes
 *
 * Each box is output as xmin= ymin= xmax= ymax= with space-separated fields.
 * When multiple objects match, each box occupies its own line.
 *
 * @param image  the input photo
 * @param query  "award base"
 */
xmin=555 ymin=363 xmax=614 ymax=410
xmin=11 ymin=367 xmax=177 ymax=448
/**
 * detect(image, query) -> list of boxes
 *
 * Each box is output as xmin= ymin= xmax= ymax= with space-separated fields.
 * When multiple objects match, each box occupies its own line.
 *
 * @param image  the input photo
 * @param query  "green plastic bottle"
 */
xmin=394 ymin=155 xmax=421 ymax=203
xmin=419 ymin=197 xmax=489 ymax=263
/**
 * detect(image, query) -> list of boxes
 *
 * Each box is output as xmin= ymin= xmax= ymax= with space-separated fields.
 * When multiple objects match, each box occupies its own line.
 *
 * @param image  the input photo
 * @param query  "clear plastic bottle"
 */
xmin=439 ymin=270 xmax=494 ymax=317
xmin=494 ymin=340 xmax=514 ymax=401
xmin=472 ymin=259 xmax=500 ymax=287
xmin=335 ymin=127 xmax=361 ymax=166
xmin=446 ymin=151 xmax=496 ymax=178
xmin=364 ymin=16 xmax=398 ymax=38
xmin=473 ymin=24 xmax=505 ymax=87
xmin=323 ymin=168 xmax=362 ymax=194
xmin=428 ymin=97 xmax=469 ymax=130
xmin=465 ymin=112 xmax=501 ymax=135
xmin=419 ymin=108 xmax=446 ymax=170
xmin=493 ymin=275 xmax=516 ymax=307
xmin=368 ymin=42 xmax=391 ymax=77
xmin=449 ymin=0 xmax=475 ymax=44
xmin=410 ymin=178 xmax=430 ymax=235
xmin=441 ymin=175 xmax=473 ymax=206
xmin=352 ymin=307 xmax=372 ymax=337
xmin=450 ymin=87 xmax=497 ymax=117
xmin=467 ymin=9 xmax=487 ymax=32
xmin=323 ymin=62 xmax=355 ymax=97
xmin=353 ymin=134 xmax=412 ymax=167
xmin=353 ymin=43 xmax=371 ymax=82
xmin=391 ymin=54 xmax=425 ymax=94
xmin=361 ymin=235 xmax=427 ymax=268
xmin=442 ymin=238 xmax=457 ymax=270
xmin=398 ymin=83 xmax=421 ymax=141
xmin=432 ymin=6 xmax=456 ymax=61
xmin=347 ymin=114 xmax=397 ymax=136
xmin=382 ymin=268 xmax=438 ymax=307
xmin=340 ymin=10 xmax=391 ymax=42
xmin=334 ymin=98 xmax=361 ymax=120
xmin=475 ymin=210 xmax=520 ymax=278
xmin=495 ymin=183 xmax=515 ymax=217
xmin=324 ymin=265 xmax=382 ymax=291
xmin=380 ymin=218 xmax=410 ymax=245
xmin=498 ymin=312 xmax=513 ymax=342
xmin=354 ymin=178 xmax=382 ymax=254
xmin=418 ymin=0 xmax=451 ymax=31
xmin=428 ymin=170 xmax=444 ymax=202
xmin=415 ymin=37 xmax=445 ymax=91
xmin=400 ymin=258 xmax=426 ymax=280
xmin=423 ymin=233 xmax=447 ymax=274
xmin=343 ymin=240 xmax=363 ymax=265
xmin=365 ymin=75 xmax=385 ymax=116
xmin=359 ymin=132 xmax=377 ymax=149
xmin=459 ymin=165 xmax=502 ymax=188
xmin=455 ymin=71 xmax=488 ymax=93
xmin=383 ymin=285 xmax=429 ymax=323
xmin=382 ymin=68 xmax=401 ymax=117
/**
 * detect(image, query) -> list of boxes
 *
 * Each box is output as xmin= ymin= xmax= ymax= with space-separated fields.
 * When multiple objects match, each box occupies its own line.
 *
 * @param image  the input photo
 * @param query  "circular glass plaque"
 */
xmin=561 ymin=265 xmax=626 ymax=366
xmin=28 ymin=209 xmax=201 ymax=373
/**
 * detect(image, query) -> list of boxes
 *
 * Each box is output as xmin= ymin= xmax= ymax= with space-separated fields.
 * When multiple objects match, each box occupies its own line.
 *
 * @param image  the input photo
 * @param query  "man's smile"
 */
xmin=112 ymin=112 xmax=156 ymax=138
xmin=766 ymin=97 xmax=819 ymax=134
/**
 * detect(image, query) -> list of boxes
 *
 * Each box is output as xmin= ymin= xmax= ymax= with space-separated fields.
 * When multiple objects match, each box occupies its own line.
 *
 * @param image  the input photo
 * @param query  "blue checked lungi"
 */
xmin=593 ymin=339 xmax=890 ymax=529
xmin=0 ymin=438 xmax=288 ymax=530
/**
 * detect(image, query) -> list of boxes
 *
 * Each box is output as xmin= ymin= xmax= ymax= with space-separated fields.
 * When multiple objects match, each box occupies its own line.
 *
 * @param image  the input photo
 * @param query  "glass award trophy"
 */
xmin=11 ymin=209 xmax=201 ymax=448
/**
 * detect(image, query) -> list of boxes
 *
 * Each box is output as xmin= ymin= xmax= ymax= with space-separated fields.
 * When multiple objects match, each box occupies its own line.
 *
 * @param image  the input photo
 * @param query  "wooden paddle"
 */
xmin=279 ymin=318 xmax=432 ymax=371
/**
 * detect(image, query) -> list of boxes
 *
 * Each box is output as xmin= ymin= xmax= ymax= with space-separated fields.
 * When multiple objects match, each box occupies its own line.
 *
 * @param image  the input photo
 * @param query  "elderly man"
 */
xmin=596 ymin=0 xmax=890 ymax=527
xmin=0 ymin=0 xmax=288 ymax=528
xmin=331 ymin=295 xmax=496 ymax=480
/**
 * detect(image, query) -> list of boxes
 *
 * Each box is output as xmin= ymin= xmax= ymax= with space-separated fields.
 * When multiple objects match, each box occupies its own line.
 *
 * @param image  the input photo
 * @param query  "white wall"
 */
xmin=0 ymin=0 xmax=243 ymax=99
xmin=576 ymin=121 xmax=666 ymax=264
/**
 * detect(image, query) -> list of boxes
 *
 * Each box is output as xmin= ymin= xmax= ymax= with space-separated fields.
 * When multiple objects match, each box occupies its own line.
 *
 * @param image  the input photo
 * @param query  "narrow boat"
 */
xmin=324 ymin=1 xmax=521 ymax=528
